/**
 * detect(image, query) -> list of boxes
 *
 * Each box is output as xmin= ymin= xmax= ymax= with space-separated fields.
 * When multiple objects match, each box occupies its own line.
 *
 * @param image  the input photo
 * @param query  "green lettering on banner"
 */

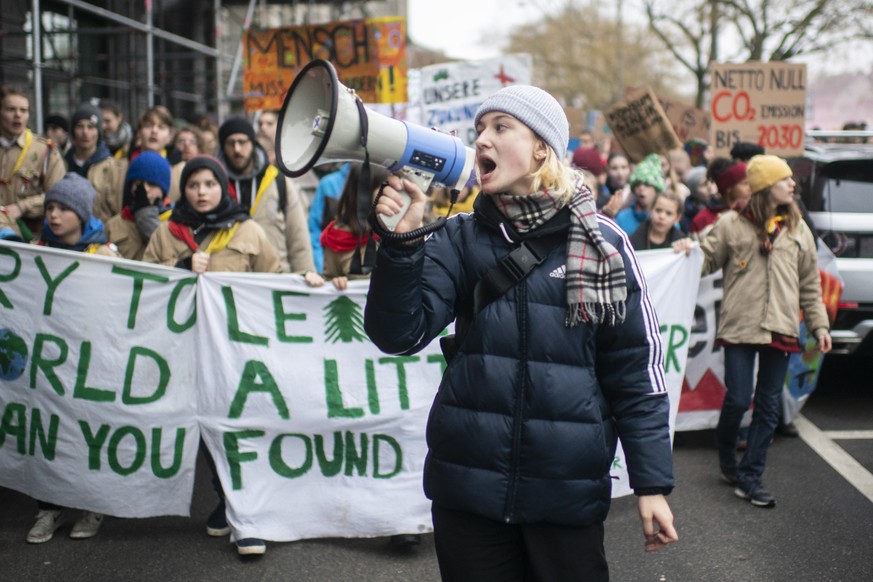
xmin=30 ymin=333 xmax=68 ymax=396
xmin=167 ymin=277 xmax=197 ymax=333
xmin=323 ymin=359 xmax=364 ymax=419
xmin=372 ymin=434 xmax=402 ymax=479
xmin=122 ymin=346 xmax=170 ymax=405
xmin=223 ymin=286 xmax=268 ymax=345
xmin=344 ymin=431 xmax=368 ymax=477
xmin=272 ymin=290 xmax=313 ymax=343
xmin=34 ymin=256 xmax=77 ymax=316
xmin=378 ymin=356 xmax=418 ymax=410
xmin=0 ymin=402 xmax=26 ymax=453
xmin=73 ymin=341 xmax=115 ymax=402
xmin=660 ymin=324 xmax=689 ymax=374
xmin=112 ymin=266 xmax=170 ymax=330
xmin=366 ymin=359 xmax=379 ymax=415
xmin=28 ymin=408 xmax=59 ymax=460
xmin=107 ymin=425 xmax=146 ymax=476
xmin=427 ymin=353 xmax=447 ymax=375
xmin=269 ymin=433 xmax=312 ymax=478
xmin=228 ymin=360 xmax=290 ymax=419
xmin=150 ymin=427 xmax=186 ymax=479
xmin=0 ymin=246 xmax=22 ymax=309
xmin=224 ymin=429 xmax=265 ymax=490
xmin=314 ymin=431 xmax=344 ymax=477
xmin=79 ymin=421 xmax=110 ymax=470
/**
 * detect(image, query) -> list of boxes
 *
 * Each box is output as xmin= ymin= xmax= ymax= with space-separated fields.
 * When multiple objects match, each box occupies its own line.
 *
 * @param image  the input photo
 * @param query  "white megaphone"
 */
xmin=275 ymin=59 xmax=476 ymax=231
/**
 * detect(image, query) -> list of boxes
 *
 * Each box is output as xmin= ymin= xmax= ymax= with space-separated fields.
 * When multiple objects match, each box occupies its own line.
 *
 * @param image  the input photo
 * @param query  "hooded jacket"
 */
xmin=65 ymin=142 xmax=128 ymax=223
xmin=364 ymin=201 xmax=674 ymax=527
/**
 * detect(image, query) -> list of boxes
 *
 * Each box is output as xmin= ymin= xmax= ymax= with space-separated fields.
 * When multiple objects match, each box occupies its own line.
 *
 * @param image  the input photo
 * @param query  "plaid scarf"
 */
xmin=491 ymin=172 xmax=626 ymax=326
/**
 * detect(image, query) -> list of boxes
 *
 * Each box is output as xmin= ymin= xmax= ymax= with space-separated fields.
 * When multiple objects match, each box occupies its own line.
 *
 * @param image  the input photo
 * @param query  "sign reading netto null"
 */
xmin=709 ymin=61 xmax=807 ymax=158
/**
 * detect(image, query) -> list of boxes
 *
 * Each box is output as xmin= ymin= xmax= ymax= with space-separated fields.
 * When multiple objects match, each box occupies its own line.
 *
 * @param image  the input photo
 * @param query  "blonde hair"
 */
xmin=745 ymin=187 xmax=803 ymax=248
xmin=529 ymin=142 xmax=575 ymax=201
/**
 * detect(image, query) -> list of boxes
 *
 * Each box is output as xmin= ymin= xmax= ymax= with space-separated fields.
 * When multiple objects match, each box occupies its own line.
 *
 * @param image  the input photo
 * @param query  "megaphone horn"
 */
xmin=276 ymin=59 xmax=475 ymax=230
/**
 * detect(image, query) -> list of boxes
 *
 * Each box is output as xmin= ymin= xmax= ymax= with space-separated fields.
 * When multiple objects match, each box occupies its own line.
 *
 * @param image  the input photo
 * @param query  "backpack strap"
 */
xmin=473 ymin=229 xmax=565 ymax=316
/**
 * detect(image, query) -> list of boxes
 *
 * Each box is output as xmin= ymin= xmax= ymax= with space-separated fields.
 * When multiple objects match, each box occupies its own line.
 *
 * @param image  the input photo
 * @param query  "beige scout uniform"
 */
xmin=104 ymin=214 xmax=149 ymax=261
xmin=0 ymin=130 xmax=66 ymax=234
xmin=141 ymin=219 xmax=282 ymax=274
xmin=700 ymin=210 xmax=829 ymax=344
xmin=82 ymin=156 xmax=128 ymax=223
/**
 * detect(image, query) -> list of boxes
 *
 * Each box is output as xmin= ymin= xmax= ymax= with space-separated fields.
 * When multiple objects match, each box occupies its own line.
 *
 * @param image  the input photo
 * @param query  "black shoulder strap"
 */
xmin=275 ymin=171 xmax=287 ymax=217
xmin=473 ymin=229 xmax=565 ymax=315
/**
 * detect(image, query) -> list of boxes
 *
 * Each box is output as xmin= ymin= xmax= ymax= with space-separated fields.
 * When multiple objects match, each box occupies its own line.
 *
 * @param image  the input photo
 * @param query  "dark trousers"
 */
xmin=431 ymin=504 xmax=609 ymax=582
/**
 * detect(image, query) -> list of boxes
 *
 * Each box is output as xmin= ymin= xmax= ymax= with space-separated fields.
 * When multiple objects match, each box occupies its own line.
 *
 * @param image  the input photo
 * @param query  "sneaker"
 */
xmin=206 ymin=502 xmax=230 ymax=537
xmin=720 ymin=468 xmax=739 ymax=486
xmin=777 ymin=421 xmax=800 ymax=438
xmin=734 ymin=483 xmax=777 ymax=508
xmin=70 ymin=512 xmax=103 ymax=539
xmin=390 ymin=534 xmax=422 ymax=546
xmin=26 ymin=510 xmax=65 ymax=544
xmin=236 ymin=538 xmax=266 ymax=556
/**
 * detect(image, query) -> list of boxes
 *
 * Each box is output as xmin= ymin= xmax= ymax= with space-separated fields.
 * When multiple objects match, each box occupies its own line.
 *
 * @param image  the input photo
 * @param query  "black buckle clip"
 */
xmin=500 ymin=242 xmax=538 ymax=281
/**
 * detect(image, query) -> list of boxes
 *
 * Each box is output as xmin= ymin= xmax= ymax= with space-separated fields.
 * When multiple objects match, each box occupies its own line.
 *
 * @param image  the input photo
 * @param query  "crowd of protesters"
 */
xmin=0 ymin=79 xmax=849 ymax=574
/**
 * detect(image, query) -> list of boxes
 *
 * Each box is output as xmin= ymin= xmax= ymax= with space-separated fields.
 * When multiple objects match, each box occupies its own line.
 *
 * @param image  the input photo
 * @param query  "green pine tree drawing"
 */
xmin=323 ymin=296 xmax=369 ymax=344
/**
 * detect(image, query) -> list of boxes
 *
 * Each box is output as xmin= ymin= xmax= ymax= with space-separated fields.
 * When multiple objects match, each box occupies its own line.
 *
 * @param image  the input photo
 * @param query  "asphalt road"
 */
xmin=2 ymin=354 xmax=871 ymax=581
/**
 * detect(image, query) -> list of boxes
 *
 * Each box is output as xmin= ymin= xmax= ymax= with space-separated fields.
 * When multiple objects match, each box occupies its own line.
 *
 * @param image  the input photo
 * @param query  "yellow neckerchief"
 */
xmin=1 ymin=129 xmax=32 ymax=184
xmin=160 ymin=208 xmax=173 ymax=221
xmin=251 ymin=165 xmax=279 ymax=215
xmin=766 ymin=215 xmax=785 ymax=235
xmin=203 ymin=223 xmax=242 ymax=255
xmin=85 ymin=243 xmax=102 ymax=254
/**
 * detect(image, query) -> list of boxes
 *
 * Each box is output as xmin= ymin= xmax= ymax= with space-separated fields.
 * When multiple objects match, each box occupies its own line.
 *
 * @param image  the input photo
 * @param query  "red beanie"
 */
xmin=572 ymin=147 xmax=603 ymax=175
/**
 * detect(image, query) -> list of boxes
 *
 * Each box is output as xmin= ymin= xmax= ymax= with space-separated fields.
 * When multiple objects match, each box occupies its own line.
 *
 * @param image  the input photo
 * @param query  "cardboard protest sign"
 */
xmin=243 ymin=17 xmax=407 ymax=111
xmin=709 ymin=61 xmax=807 ymax=158
xmin=626 ymin=87 xmax=710 ymax=143
xmin=0 ymin=243 xmax=199 ymax=517
xmin=418 ymin=54 xmax=532 ymax=146
xmin=604 ymin=87 xmax=682 ymax=162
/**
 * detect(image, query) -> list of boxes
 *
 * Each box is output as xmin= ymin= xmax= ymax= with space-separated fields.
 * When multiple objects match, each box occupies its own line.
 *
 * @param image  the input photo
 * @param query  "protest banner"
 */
xmin=626 ymin=87 xmax=711 ymax=143
xmin=0 ymin=242 xmax=199 ymax=517
xmin=604 ymin=87 xmax=682 ymax=162
xmin=709 ymin=61 xmax=807 ymax=158
xmin=1 ymin=241 xmax=701 ymax=540
xmin=417 ymin=54 xmax=532 ymax=146
xmin=243 ymin=17 xmax=407 ymax=111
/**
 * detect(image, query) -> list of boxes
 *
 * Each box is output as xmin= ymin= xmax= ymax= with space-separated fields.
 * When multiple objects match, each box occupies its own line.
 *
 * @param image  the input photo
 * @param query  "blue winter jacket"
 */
xmin=364 ymin=204 xmax=674 ymax=527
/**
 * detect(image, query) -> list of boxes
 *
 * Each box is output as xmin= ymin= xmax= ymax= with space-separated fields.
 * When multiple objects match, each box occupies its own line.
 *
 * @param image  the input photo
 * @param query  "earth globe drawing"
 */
xmin=0 ymin=328 xmax=28 ymax=381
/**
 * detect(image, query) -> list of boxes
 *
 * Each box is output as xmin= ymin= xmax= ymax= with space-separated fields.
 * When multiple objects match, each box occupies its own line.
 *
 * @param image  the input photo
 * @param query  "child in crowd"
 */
xmin=615 ymin=153 xmax=665 ymax=235
xmin=105 ymin=151 xmax=172 ymax=260
xmin=629 ymin=190 xmax=688 ymax=250
xmin=320 ymin=163 xmax=390 ymax=290
xmin=689 ymin=157 xmax=751 ymax=239
xmin=27 ymin=172 xmax=119 ymax=544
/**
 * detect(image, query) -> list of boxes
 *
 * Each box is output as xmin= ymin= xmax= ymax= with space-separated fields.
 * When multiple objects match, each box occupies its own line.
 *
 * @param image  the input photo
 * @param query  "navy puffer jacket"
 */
xmin=364 ymin=203 xmax=674 ymax=527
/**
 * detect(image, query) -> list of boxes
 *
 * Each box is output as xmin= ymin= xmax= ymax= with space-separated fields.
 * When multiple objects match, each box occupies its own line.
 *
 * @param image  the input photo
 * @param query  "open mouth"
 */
xmin=478 ymin=156 xmax=496 ymax=177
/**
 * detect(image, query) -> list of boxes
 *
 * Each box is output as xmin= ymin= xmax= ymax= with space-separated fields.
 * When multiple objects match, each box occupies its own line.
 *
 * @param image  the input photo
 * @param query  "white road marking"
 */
xmin=796 ymin=415 xmax=873 ymax=504
xmin=822 ymin=430 xmax=873 ymax=440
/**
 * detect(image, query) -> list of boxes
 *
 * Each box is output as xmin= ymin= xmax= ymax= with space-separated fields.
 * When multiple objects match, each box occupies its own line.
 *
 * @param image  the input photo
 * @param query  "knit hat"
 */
xmin=571 ymin=147 xmax=603 ymax=175
xmin=629 ymin=153 xmax=666 ymax=192
xmin=45 ymin=172 xmax=96 ymax=224
xmin=684 ymin=166 xmax=707 ymax=201
xmin=474 ymin=85 xmax=569 ymax=160
xmin=218 ymin=117 xmax=257 ymax=148
xmin=71 ymin=103 xmax=102 ymax=138
xmin=684 ymin=138 xmax=708 ymax=168
xmin=714 ymin=161 xmax=747 ymax=195
xmin=730 ymin=141 xmax=765 ymax=162
xmin=180 ymin=155 xmax=229 ymax=198
xmin=747 ymin=155 xmax=792 ymax=194
xmin=125 ymin=150 xmax=172 ymax=195
xmin=45 ymin=114 xmax=69 ymax=133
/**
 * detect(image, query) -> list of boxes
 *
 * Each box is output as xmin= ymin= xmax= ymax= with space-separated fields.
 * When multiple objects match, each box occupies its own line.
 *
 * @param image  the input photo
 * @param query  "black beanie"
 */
xmin=71 ymin=103 xmax=103 ymax=138
xmin=180 ymin=155 xmax=230 ymax=198
xmin=45 ymin=114 xmax=69 ymax=133
xmin=218 ymin=117 xmax=256 ymax=148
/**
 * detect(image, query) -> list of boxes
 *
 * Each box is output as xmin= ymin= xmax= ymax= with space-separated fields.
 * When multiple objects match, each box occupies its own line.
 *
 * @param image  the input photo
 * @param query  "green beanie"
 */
xmin=629 ymin=153 xmax=666 ymax=193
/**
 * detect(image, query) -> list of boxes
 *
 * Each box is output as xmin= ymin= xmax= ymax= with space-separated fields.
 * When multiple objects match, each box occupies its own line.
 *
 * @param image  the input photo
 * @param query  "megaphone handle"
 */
xmin=377 ymin=169 xmax=433 ymax=232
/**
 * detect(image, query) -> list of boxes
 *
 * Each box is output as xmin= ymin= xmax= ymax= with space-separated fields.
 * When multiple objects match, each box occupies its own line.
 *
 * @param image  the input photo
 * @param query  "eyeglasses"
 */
xmin=225 ymin=138 xmax=251 ymax=148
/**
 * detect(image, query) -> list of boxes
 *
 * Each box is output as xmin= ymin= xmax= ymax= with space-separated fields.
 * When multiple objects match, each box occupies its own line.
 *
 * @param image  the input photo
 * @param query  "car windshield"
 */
xmin=822 ymin=178 xmax=873 ymax=213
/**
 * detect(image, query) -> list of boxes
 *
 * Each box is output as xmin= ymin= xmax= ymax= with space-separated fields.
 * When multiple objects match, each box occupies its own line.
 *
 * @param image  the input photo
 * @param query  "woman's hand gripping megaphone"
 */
xmin=375 ymin=174 xmax=428 ymax=238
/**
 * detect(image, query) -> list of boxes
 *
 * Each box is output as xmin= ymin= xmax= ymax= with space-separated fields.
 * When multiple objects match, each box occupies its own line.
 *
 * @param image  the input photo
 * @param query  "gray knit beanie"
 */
xmin=71 ymin=103 xmax=103 ymax=139
xmin=45 ymin=172 xmax=96 ymax=224
xmin=474 ymin=85 xmax=569 ymax=160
